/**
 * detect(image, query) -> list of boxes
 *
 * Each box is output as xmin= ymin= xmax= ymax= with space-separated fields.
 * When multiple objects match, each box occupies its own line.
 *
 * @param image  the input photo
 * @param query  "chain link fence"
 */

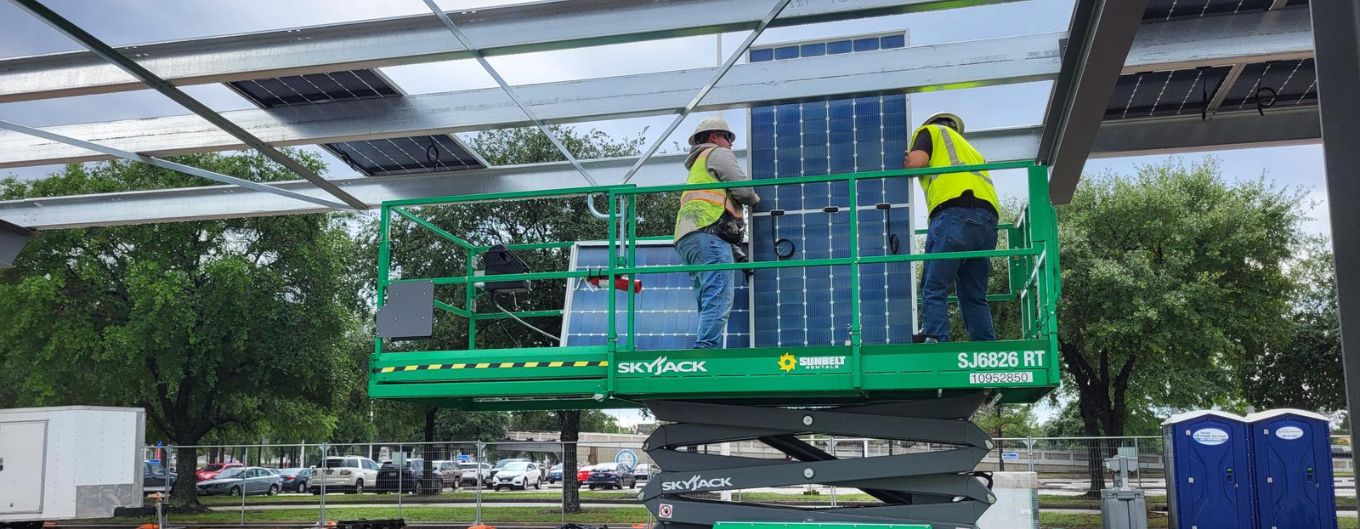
xmin=140 ymin=434 xmax=1355 ymax=525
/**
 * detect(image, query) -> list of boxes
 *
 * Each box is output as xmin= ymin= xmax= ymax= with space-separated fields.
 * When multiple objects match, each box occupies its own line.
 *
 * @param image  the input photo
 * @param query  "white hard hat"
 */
xmin=921 ymin=112 xmax=965 ymax=134
xmin=689 ymin=116 xmax=736 ymax=146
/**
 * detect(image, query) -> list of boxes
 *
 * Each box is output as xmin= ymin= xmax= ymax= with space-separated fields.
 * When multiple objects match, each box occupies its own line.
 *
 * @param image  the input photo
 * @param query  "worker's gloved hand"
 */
xmin=731 ymin=244 xmax=754 ymax=280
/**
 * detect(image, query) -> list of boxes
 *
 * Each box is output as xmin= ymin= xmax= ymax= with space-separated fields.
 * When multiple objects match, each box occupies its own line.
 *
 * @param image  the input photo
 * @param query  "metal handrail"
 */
xmin=373 ymin=160 xmax=1061 ymax=381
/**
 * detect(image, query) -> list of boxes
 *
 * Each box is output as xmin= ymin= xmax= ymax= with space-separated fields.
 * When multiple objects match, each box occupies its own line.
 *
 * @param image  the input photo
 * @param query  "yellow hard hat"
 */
xmin=921 ymin=112 xmax=965 ymax=134
xmin=689 ymin=116 xmax=736 ymax=146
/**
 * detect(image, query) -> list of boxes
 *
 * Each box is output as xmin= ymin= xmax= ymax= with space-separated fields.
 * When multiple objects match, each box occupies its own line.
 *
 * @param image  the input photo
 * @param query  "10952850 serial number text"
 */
xmin=968 ymin=372 xmax=1034 ymax=384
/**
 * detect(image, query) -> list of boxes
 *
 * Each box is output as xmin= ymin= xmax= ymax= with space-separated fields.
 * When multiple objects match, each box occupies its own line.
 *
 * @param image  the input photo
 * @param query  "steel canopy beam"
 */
xmin=1038 ymin=0 xmax=1148 ymax=205
xmin=0 ymin=33 xmax=1063 ymax=169
xmin=1308 ymin=0 xmax=1360 ymax=499
xmin=1123 ymin=7 xmax=1314 ymax=74
xmin=1090 ymin=106 xmax=1320 ymax=158
xmin=0 ymin=126 xmax=1043 ymax=230
xmin=0 ymin=0 xmax=1021 ymax=103
xmin=0 ymin=119 xmax=354 ymax=211
xmin=7 ymin=0 xmax=368 ymax=211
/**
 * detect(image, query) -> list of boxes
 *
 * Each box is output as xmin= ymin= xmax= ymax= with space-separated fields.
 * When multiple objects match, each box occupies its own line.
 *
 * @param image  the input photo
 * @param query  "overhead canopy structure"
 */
xmin=0 ymin=0 xmax=1321 ymax=228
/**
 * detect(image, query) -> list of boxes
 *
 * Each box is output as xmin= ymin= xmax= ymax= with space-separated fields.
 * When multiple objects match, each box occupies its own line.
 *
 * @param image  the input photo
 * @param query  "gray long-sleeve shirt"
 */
xmin=675 ymin=143 xmax=760 ymax=241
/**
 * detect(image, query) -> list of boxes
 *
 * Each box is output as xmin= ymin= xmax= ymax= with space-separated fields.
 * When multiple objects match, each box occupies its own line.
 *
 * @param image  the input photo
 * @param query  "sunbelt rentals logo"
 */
xmin=661 ymin=475 xmax=733 ymax=492
xmin=617 ymin=356 xmax=707 ymax=375
xmin=777 ymin=352 xmax=847 ymax=373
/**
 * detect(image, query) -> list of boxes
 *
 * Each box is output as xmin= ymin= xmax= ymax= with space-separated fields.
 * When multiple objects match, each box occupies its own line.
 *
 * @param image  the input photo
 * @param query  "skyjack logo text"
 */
xmin=661 ymin=475 xmax=733 ymax=491
xmin=617 ymin=356 xmax=707 ymax=375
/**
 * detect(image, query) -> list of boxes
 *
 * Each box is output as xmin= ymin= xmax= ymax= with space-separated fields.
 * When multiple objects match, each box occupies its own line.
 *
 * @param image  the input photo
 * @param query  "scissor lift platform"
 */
xmin=368 ymin=162 xmax=1059 ymax=529
xmin=368 ymin=161 xmax=1060 ymax=412
xmin=371 ymin=341 xmax=1057 ymax=410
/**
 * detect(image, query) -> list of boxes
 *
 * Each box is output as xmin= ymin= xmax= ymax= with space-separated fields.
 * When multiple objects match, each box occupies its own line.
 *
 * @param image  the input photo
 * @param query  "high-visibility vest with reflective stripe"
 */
xmin=913 ymin=124 xmax=1000 ymax=216
xmin=674 ymin=147 xmax=744 ymax=240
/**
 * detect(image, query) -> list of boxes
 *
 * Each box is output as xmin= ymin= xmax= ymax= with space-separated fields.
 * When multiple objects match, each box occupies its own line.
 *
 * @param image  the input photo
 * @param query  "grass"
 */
xmin=81 ymin=504 xmax=1360 ymax=529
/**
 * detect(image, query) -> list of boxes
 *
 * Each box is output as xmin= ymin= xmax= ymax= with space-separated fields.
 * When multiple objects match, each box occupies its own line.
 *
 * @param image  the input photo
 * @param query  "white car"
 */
xmin=309 ymin=456 xmax=380 ymax=494
xmin=633 ymin=463 xmax=655 ymax=482
xmin=459 ymin=462 xmax=493 ymax=486
xmin=492 ymin=461 xmax=542 ymax=491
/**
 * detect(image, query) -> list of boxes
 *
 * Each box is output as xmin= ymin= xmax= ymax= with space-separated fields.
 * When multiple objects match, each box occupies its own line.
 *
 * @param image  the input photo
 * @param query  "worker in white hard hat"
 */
xmin=904 ymin=112 xmax=1001 ymax=343
xmin=674 ymin=115 xmax=761 ymax=349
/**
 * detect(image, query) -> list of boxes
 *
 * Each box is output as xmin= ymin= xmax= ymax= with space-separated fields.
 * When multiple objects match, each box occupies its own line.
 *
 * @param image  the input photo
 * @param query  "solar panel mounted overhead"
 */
xmin=748 ymin=33 xmax=914 ymax=348
xmin=561 ymin=241 xmax=750 ymax=350
xmin=226 ymin=69 xmax=487 ymax=176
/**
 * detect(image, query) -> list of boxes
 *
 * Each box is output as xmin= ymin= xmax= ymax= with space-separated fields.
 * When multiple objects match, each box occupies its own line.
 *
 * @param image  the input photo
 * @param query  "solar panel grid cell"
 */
xmin=563 ymin=244 xmax=751 ymax=350
xmin=227 ymin=69 xmax=484 ymax=176
xmin=1104 ymin=67 xmax=1233 ymax=119
xmin=748 ymin=33 xmax=913 ymax=348
xmin=1220 ymin=59 xmax=1318 ymax=110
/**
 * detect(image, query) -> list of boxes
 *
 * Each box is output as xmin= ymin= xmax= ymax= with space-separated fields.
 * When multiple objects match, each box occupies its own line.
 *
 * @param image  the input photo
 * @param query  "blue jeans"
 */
xmin=920 ymin=206 xmax=999 ymax=342
xmin=675 ymin=232 xmax=734 ymax=349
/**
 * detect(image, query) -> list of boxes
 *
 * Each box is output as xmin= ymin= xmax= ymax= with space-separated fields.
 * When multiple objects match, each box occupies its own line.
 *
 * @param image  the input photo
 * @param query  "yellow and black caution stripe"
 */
xmin=376 ymin=360 xmax=608 ymax=374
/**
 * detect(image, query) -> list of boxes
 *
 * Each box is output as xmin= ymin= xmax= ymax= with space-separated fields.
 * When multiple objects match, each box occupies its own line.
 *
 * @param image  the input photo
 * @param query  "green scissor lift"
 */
xmin=369 ymin=161 xmax=1061 ymax=529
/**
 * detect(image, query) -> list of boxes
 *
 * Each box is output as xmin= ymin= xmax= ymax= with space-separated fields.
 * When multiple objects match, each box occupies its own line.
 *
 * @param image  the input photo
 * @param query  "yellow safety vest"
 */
xmin=674 ymin=147 xmax=744 ymax=241
xmin=913 ymin=124 xmax=1000 ymax=216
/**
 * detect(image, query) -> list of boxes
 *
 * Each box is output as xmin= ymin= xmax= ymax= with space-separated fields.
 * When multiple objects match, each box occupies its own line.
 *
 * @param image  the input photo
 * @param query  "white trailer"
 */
xmin=0 ymin=406 xmax=144 ymax=528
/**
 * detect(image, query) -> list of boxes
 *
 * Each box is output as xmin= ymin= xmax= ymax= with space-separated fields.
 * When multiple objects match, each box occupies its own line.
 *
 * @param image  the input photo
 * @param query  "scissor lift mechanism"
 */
xmin=371 ymin=162 xmax=1061 ymax=528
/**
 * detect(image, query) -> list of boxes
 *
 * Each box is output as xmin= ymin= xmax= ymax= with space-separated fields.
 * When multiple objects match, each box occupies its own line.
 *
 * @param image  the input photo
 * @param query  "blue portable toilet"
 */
xmin=1162 ymin=410 xmax=1253 ymax=529
xmin=1246 ymin=409 xmax=1337 ymax=529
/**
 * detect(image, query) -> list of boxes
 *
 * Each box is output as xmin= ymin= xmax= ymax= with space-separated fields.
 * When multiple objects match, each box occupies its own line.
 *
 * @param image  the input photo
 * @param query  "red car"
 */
xmin=196 ymin=462 xmax=244 ymax=482
xmin=576 ymin=465 xmax=593 ymax=483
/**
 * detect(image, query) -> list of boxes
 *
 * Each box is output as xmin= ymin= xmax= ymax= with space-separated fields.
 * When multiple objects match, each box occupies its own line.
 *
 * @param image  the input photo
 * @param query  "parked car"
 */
xmin=376 ymin=459 xmax=444 ymax=494
xmin=309 ymin=456 xmax=380 ymax=494
xmin=492 ymin=461 xmax=542 ymax=491
xmin=143 ymin=461 xmax=177 ymax=492
xmin=576 ymin=464 xmax=594 ymax=483
xmin=584 ymin=462 xmax=635 ymax=490
xmin=459 ymin=462 xmax=493 ymax=487
xmin=434 ymin=460 xmax=464 ymax=487
xmin=489 ymin=458 xmax=530 ymax=481
xmin=547 ymin=463 xmax=565 ymax=484
xmin=195 ymin=467 xmax=283 ymax=496
xmin=195 ymin=461 xmax=243 ymax=482
xmin=276 ymin=467 xmax=312 ymax=492
xmin=632 ymin=463 xmax=654 ymax=482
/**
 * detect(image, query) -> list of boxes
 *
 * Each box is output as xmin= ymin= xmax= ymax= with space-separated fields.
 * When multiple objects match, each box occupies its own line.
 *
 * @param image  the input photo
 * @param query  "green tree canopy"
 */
xmin=1057 ymin=158 xmax=1301 ymax=443
xmin=0 ymin=152 xmax=363 ymax=508
xmin=1238 ymin=236 xmax=1344 ymax=410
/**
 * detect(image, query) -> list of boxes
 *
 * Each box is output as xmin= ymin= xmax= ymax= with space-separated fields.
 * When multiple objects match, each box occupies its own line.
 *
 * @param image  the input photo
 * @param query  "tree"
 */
xmin=0 ymin=153 xmax=362 ymax=509
xmin=1239 ymin=236 xmax=1344 ymax=410
xmin=1056 ymin=159 xmax=1301 ymax=491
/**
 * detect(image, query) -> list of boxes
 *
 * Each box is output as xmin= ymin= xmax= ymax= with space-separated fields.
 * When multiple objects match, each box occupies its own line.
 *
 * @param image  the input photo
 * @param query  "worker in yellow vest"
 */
xmin=674 ymin=116 xmax=761 ymax=349
xmin=904 ymin=113 xmax=1001 ymax=343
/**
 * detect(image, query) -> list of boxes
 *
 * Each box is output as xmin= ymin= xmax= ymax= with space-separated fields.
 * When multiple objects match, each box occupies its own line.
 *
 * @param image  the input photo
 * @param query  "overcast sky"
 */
xmin=0 ymin=0 xmax=1335 ymax=426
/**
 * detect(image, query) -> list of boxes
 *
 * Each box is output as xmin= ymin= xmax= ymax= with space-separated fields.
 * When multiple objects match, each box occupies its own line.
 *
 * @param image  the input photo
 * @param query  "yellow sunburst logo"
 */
xmin=777 ymin=353 xmax=797 ymax=373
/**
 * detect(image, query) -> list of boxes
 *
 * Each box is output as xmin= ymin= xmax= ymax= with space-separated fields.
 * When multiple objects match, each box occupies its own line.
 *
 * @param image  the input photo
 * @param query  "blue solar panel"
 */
xmin=227 ymin=70 xmax=486 ymax=176
xmin=562 ymin=243 xmax=750 ymax=350
xmin=748 ymin=33 xmax=913 ymax=348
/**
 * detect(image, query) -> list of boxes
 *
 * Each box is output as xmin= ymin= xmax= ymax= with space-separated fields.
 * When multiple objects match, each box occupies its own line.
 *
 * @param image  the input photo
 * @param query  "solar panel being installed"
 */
xmin=748 ymin=33 xmax=914 ymax=347
xmin=562 ymin=242 xmax=751 ymax=350
xmin=227 ymin=70 xmax=486 ymax=176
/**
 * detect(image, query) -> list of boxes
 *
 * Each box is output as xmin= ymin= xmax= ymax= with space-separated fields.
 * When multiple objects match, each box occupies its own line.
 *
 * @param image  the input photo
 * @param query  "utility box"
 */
xmin=1162 ymin=410 xmax=1253 ymax=529
xmin=0 ymin=406 xmax=144 ymax=525
xmin=1246 ymin=409 xmax=1337 ymax=529
xmin=1101 ymin=456 xmax=1148 ymax=529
